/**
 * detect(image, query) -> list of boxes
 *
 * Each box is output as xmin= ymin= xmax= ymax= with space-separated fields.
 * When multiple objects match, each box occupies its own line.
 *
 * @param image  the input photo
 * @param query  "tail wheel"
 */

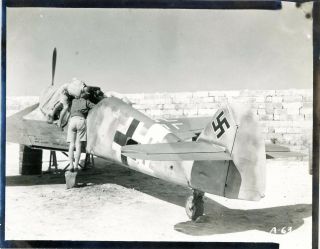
xmin=185 ymin=190 xmax=204 ymax=221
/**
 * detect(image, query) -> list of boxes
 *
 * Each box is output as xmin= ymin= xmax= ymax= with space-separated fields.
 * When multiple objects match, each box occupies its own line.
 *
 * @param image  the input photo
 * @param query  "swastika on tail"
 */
xmin=212 ymin=111 xmax=230 ymax=139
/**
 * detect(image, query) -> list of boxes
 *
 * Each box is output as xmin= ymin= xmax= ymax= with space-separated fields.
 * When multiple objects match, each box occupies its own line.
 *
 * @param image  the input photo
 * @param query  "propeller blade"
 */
xmin=51 ymin=48 xmax=57 ymax=86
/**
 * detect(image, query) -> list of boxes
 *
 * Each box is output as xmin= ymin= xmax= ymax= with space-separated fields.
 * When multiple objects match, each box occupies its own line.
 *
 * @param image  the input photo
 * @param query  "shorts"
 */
xmin=67 ymin=116 xmax=87 ymax=143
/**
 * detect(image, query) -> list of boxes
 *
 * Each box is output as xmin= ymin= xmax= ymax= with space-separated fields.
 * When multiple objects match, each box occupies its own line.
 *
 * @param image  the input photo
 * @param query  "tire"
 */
xmin=185 ymin=195 xmax=204 ymax=221
xmin=19 ymin=145 xmax=43 ymax=175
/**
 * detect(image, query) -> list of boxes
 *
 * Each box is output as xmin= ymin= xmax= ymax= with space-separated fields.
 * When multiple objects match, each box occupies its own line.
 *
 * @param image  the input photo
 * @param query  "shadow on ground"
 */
xmin=6 ymin=158 xmax=312 ymax=236
xmin=174 ymin=202 xmax=311 ymax=236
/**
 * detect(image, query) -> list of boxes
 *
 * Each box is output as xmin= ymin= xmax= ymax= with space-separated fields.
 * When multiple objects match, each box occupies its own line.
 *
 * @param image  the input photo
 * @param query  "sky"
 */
xmin=7 ymin=3 xmax=312 ymax=96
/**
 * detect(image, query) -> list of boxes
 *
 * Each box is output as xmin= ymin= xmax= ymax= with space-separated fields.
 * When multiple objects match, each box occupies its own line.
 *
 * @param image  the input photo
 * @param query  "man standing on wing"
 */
xmin=67 ymin=91 xmax=95 ymax=173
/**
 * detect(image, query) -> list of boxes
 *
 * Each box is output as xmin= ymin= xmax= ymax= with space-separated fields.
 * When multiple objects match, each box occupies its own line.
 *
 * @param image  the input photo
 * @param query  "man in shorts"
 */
xmin=67 ymin=91 xmax=95 ymax=172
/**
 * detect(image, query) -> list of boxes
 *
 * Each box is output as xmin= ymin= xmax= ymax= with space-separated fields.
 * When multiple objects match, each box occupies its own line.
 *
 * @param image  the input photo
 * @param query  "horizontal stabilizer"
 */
xmin=265 ymin=143 xmax=305 ymax=158
xmin=122 ymin=141 xmax=231 ymax=161
xmin=265 ymin=143 xmax=290 ymax=152
xmin=266 ymin=151 xmax=306 ymax=159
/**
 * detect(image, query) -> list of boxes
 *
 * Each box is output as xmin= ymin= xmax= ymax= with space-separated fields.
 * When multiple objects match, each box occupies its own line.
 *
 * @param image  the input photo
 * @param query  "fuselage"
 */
xmin=86 ymin=97 xmax=193 ymax=188
xmin=86 ymin=97 xmax=244 ymax=199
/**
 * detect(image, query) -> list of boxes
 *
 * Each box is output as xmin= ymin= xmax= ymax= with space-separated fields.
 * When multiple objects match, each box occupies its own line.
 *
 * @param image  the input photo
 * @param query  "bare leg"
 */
xmin=74 ymin=139 xmax=82 ymax=171
xmin=68 ymin=132 xmax=76 ymax=171
xmin=68 ymin=143 xmax=75 ymax=171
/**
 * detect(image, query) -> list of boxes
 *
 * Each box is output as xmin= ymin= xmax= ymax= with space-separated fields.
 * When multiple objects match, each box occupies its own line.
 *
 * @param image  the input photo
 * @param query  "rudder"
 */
xmin=195 ymin=103 xmax=266 ymax=201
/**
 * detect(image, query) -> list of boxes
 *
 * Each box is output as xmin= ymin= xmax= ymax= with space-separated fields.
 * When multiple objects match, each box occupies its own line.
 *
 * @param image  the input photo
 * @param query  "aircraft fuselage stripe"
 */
xmin=114 ymin=118 xmax=140 ymax=165
xmin=126 ymin=119 xmax=140 ymax=138
xmin=114 ymin=131 xmax=127 ymax=146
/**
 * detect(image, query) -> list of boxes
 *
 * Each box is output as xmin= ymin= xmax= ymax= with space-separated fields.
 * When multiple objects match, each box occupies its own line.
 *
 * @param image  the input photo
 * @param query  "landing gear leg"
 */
xmin=185 ymin=189 xmax=204 ymax=221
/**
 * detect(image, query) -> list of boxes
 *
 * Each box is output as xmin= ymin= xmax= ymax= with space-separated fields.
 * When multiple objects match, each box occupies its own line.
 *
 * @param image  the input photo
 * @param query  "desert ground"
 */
xmin=5 ymin=142 xmax=312 ymax=248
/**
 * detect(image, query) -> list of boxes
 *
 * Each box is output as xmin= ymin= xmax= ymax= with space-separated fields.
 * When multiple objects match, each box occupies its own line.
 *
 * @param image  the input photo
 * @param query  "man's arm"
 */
xmin=86 ymin=100 xmax=96 ymax=109
xmin=59 ymin=83 xmax=69 ymax=94
xmin=57 ymin=104 xmax=69 ymax=127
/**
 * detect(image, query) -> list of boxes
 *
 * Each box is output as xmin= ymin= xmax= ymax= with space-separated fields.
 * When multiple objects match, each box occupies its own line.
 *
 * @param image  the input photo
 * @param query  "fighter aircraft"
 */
xmin=6 ymin=48 xmax=304 ymax=220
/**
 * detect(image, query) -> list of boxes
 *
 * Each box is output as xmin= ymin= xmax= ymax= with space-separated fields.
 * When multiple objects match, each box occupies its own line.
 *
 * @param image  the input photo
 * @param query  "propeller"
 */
xmin=51 ymin=48 xmax=57 ymax=86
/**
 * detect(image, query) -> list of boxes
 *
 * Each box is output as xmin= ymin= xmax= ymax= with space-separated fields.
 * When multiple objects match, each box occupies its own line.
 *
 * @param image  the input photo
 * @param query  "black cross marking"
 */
xmin=212 ymin=111 xmax=230 ymax=139
xmin=114 ymin=119 xmax=139 ymax=165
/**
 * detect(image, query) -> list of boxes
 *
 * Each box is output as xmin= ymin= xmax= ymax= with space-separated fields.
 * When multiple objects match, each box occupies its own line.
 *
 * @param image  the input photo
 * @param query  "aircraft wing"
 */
xmin=6 ymin=104 xmax=68 ymax=151
xmin=6 ymin=103 xmax=40 ymax=145
xmin=121 ymin=141 xmax=231 ymax=161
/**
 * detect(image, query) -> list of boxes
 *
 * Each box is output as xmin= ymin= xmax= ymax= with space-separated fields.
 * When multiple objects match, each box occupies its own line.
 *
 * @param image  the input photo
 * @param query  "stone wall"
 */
xmin=126 ymin=89 xmax=312 ymax=157
xmin=7 ymin=88 xmax=312 ymax=156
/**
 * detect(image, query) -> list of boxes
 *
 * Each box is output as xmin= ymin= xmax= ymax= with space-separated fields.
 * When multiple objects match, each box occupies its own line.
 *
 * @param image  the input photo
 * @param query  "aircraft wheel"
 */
xmin=185 ymin=190 xmax=204 ymax=221
xmin=19 ymin=145 xmax=43 ymax=175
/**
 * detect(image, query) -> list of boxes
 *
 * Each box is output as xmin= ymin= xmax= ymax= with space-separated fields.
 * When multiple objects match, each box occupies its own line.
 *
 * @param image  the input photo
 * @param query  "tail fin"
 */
xmin=197 ymin=105 xmax=237 ymax=153
xmin=197 ymin=103 xmax=266 ymax=201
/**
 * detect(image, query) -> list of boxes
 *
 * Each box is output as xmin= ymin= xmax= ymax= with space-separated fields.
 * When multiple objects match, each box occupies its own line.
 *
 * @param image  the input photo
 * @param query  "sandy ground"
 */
xmin=5 ymin=143 xmax=312 ymax=248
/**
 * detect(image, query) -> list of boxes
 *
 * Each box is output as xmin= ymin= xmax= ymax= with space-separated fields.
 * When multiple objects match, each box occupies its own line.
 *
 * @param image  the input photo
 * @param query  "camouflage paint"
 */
xmin=191 ymin=103 xmax=266 ymax=201
xmin=8 ymin=97 xmax=265 ymax=201
xmin=86 ymin=98 xmax=266 ymax=200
